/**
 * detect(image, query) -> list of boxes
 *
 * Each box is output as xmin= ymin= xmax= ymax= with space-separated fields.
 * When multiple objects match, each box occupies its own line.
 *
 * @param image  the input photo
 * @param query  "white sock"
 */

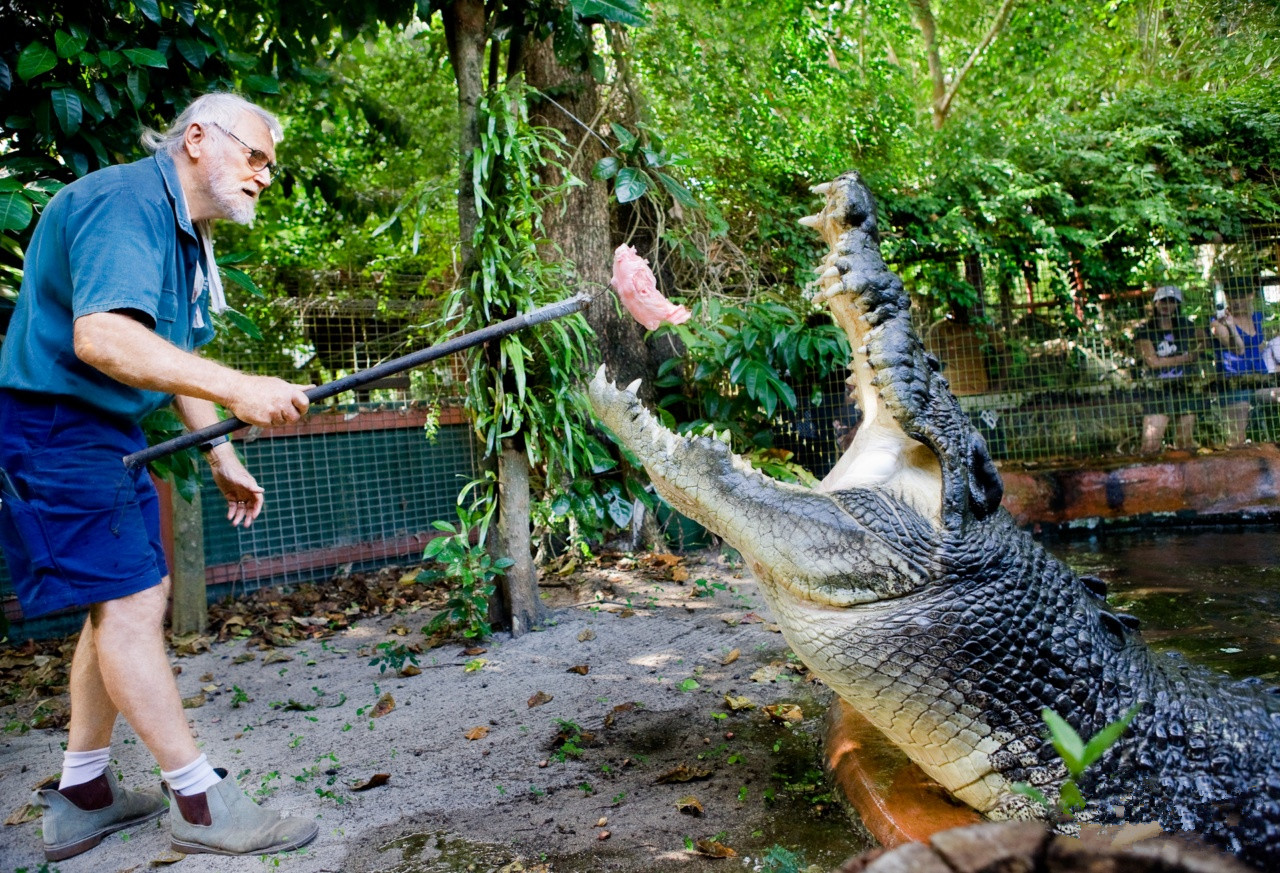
xmin=59 ymin=747 xmax=111 ymax=789
xmin=161 ymin=753 xmax=222 ymax=796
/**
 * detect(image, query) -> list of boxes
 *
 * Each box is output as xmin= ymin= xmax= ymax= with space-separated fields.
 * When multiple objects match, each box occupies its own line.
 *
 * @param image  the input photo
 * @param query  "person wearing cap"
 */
xmin=1135 ymin=284 xmax=1206 ymax=454
xmin=0 ymin=93 xmax=317 ymax=860
xmin=1210 ymin=276 xmax=1268 ymax=447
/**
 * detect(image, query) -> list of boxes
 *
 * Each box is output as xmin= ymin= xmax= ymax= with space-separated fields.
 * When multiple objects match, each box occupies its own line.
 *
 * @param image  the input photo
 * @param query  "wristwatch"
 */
xmin=197 ymin=434 xmax=231 ymax=453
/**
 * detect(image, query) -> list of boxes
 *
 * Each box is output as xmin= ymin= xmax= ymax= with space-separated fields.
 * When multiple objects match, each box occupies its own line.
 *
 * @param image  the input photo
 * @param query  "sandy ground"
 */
xmin=0 ymin=550 xmax=874 ymax=873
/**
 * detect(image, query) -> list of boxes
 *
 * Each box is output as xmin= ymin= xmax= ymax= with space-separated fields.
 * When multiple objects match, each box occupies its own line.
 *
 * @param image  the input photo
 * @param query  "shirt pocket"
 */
xmin=156 ymin=286 xmax=179 ymax=324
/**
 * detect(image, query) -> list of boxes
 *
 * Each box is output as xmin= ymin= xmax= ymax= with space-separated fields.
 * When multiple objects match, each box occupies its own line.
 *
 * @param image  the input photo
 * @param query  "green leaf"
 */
xmin=0 ymin=57 xmax=10 ymax=92
xmin=125 ymin=68 xmax=149 ymax=108
xmin=592 ymin=156 xmax=620 ymax=180
xmin=1041 ymin=709 xmax=1086 ymax=774
xmin=136 ymin=0 xmax=162 ymax=23
xmin=572 ymin=0 xmax=647 ymax=27
xmin=1080 ymin=702 xmax=1142 ymax=771
xmin=17 ymin=43 xmax=57 ymax=81
xmin=0 ymin=193 xmax=34 ymax=233
xmin=614 ymin=167 xmax=648 ymax=204
xmin=219 ymin=265 xmax=263 ymax=297
xmin=54 ymin=30 xmax=89 ymax=59
xmin=50 ymin=89 xmax=83 ymax=136
xmin=123 ymin=47 xmax=169 ymax=69
xmin=174 ymin=38 xmax=211 ymax=70
xmin=244 ymin=74 xmax=280 ymax=94
xmin=654 ymin=171 xmax=697 ymax=209
xmin=609 ymin=122 xmax=637 ymax=152
xmin=221 ymin=308 xmax=262 ymax=340
xmin=1058 ymin=779 xmax=1085 ymax=813
xmin=216 ymin=250 xmax=256 ymax=266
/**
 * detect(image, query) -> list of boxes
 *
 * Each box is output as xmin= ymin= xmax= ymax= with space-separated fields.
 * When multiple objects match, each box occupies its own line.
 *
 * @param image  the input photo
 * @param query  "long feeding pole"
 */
xmin=122 ymin=293 xmax=591 ymax=471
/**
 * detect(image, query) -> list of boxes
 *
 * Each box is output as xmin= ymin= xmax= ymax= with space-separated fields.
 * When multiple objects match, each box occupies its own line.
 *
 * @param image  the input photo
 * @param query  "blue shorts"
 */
xmin=0 ymin=390 xmax=167 ymax=619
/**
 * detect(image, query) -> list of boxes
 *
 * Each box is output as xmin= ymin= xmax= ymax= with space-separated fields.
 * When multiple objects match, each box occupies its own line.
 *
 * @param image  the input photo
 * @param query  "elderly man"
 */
xmin=0 ymin=93 xmax=318 ymax=859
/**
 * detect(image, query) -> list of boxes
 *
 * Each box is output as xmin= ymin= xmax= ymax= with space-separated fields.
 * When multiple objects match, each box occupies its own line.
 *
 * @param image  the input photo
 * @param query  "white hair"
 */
xmin=141 ymin=93 xmax=283 ymax=155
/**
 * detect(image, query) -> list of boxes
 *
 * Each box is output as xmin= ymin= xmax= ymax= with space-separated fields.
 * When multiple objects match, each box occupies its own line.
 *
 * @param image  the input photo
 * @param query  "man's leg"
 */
xmin=1141 ymin=413 xmax=1169 ymax=454
xmin=1175 ymin=413 xmax=1197 ymax=450
xmin=66 ymin=615 xmax=120 ymax=754
xmin=89 ymin=579 xmax=200 ymax=771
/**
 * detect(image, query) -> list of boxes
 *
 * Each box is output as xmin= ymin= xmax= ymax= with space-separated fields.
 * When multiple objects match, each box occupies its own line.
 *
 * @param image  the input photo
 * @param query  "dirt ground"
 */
xmin=0 ymin=549 xmax=875 ymax=873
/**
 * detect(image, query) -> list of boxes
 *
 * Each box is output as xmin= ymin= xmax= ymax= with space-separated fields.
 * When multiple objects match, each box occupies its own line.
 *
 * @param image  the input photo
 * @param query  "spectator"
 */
xmin=1135 ymin=284 xmax=1205 ymax=454
xmin=1211 ymin=277 xmax=1268 ymax=447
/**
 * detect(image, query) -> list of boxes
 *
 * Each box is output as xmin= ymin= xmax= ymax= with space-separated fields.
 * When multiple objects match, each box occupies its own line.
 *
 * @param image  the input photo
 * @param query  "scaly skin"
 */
xmin=588 ymin=172 xmax=1280 ymax=868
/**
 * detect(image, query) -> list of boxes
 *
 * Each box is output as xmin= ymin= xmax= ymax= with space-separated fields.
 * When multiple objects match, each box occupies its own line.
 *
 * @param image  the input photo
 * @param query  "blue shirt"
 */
xmin=0 ymin=151 xmax=216 ymax=422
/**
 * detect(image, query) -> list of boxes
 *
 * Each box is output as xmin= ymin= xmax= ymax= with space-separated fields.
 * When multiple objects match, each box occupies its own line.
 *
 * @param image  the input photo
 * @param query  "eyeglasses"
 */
xmin=208 ymin=122 xmax=278 ymax=179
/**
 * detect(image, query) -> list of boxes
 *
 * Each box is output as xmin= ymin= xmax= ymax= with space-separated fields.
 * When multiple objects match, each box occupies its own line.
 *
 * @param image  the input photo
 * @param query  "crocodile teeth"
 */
xmin=625 ymin=378 xmax=642 ymax=396
xmin=810 ymin=182 xmax=832 ymax=195
xmin=821 ymin=265 xmax=840 ymax=280
xmin=798 ymin=214 xmax=823 ymax=228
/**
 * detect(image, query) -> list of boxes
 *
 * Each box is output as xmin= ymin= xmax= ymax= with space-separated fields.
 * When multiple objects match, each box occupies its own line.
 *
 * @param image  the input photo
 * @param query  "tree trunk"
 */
xmin=443 ymin=0 xmax=486 ymax=256
xmin=497 ymin=438 xmax=544 ymax=634
xmin=523 ymin=34 xmax=654 ymax=389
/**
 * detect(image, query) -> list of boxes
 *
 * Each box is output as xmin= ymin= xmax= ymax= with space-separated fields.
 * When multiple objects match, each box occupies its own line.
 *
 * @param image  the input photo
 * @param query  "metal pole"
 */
xmin=123 ymin=293 xmax=590 ymax=470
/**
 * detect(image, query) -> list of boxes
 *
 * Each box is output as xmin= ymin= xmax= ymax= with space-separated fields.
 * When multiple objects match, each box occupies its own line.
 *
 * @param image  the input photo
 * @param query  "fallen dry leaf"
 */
xmin=750 ymin=665 xmax=784 ymax=683
xmin=180 ymin=693 xmax=206 ymax=709
xmin=351 ymin=773 xmax=391 ymax=792
xmin=464 ymin=658 xmax=487 ymax=673
xmin=556 ymin=558 xmax=578 ymax=576
xmin=694 ymin=839 xmax=737 ymax=859
xmin=4 ymin=802 xmax=40 ymax=825
xmin=262 ymin=650 xmax=293 ymax=664
xmin=618 ymin=609 xmax=636 ymax=618
xmin=720 ymin=648 xmax=740 ymax=665
xmin=577 ymin=629 xmax=596 ymax=642
xmin=232 ymin=653 xmax=255 ymax=664
xmin=400 ymin=664 xmax=422 ymax=677
xmin=370 ymin=692 xmax=396 ymax=718
xmin=738 ymin=612 xmax=764 ymax=624
xmin=528 ymin=690 xmax=553 ymax=708
xmin=676 ymin=795 xmax=703 ymax=816
xmin=723 ymin=694 xmax=754 ymax=711
xmin=764 ymin=703 xmax=803 ymax=723
xmin=566 ymin=665 xmax=590 ymax=675
xmin=670 ymin=566 xmax=689 ymax=583
xmin=149 ymin=850 xmax=187 ymax=865
xmin=654 ymin=764 xmax=712 ymax=784
xmin=201 ymin=683 xmax=219 ymax=693
xmin=462 ymin=646 xmax=488 ymax=656
xmin=465 ymin=726 xmax=490 ymax=741
xmin=596 ymin=817 xmax=608 ymax=827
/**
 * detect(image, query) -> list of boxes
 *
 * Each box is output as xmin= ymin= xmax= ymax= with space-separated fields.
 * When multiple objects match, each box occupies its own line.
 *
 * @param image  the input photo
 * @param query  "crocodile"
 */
xmin=588 ymin=171 xmax=1280 ymax=868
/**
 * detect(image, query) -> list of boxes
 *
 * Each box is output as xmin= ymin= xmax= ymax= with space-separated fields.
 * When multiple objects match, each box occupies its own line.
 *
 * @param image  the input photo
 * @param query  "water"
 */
xmin=1047 ymin=527 xmax=1280 ymax=682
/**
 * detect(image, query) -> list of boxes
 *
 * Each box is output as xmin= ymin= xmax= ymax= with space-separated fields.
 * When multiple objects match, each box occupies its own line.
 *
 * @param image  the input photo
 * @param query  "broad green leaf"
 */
xmin=614 ymin=167 xmax=648 ymax=203
xmin=1041 ymin=708 xmax=1085 ymax=774
xmin=177 ymin=0 xmax=197 ymax=25
xmin=609 ymin=122 xmax=637 ymax=152
xmin=0 ymin=178 xmax=19 ymax=193
xmin=96 ymin=50 xmax=124 ymax=73
xmin=221 ymin=308 xmax=262 ymax=340
xmin=50 ymin=89 xmax=82 ymax=136
xmin=17 ymin=43 xmax=57 ymax=81
xmin=125 ymin=68 xmax=148 ymax=108
xmin=654 ymin=171 xmax=697 ymax=209
xmin=0 ymin=57 xmax=10 ymax=92
xmin=572 ymin=0 xmax=647 ymax=27
xmin=0 ymin=193 xmax=33 ymax=233
xmin=123 ymin=47 xmax=168 ymax=69
xmin=219 ymin=265 xmax=262 ymax=297
xmin=215 ymin=250 xmax=256 ymax=266
xmin=1058 ymin=780 xmax=1085 ymax=813
xmin=174 ymin=38 xmax=211 ymax=70
xmin=136 ymin=0 xmax=162 ymax=23
xmin=54 ymin=30 xmax=89 ymax=59
xmin=592 ymin=156 xmax=619 ymax=180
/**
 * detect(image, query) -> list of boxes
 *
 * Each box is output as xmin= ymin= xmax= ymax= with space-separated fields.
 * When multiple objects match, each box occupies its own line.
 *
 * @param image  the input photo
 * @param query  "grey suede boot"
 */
xmin=163 ymin=769 xmax=318 ymax=856
xmin=35 ymin=769 xmax=167 ymax=861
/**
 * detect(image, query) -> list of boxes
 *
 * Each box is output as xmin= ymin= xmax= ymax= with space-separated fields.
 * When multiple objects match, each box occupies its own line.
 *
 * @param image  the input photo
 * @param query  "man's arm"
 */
xmin=74 ymin=311 xmax=310 ymax=427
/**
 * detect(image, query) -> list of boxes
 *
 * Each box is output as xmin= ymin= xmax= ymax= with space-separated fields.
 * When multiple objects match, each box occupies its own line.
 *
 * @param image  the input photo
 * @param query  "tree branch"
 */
xmin=937 ymin=0 xmax=1018 ymax=128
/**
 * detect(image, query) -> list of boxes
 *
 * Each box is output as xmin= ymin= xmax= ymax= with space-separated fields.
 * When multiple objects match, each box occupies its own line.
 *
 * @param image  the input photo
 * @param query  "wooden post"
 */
xmin=170 ymin=487 xmax=208 ymax=635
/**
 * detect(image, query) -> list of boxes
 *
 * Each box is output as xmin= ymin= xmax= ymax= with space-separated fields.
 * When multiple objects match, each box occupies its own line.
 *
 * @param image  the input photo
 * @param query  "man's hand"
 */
xmin=208 ymin=446 xmax=265 ymax=527
xmin=226 ymin=374 xmax=311 ymax=428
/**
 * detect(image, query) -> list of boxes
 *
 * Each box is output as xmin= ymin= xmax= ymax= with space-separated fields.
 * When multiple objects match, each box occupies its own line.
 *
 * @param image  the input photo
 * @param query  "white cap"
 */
xmin=1154 ymin=285 xmax=1183 ymax=303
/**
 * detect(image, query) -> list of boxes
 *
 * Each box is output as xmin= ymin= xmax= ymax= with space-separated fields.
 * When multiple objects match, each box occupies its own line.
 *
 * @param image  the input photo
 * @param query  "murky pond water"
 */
xmin=1047 ymin=527 xmax=1280 ymax=682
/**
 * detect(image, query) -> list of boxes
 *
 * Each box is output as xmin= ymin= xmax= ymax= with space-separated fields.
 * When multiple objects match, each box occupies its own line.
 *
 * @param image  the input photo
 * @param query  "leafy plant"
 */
xmin=1013 ymin=702 xmax=1143 ymax=817
xmin=593 ymin=122 xmax=698 ymax=211
xmin=419 ymin=506 xmax=512 ymax=640
xmin=368 ymin=640 xmax=420 ymax=675
xmin=552 ymin=718 xmax=585 ymax=762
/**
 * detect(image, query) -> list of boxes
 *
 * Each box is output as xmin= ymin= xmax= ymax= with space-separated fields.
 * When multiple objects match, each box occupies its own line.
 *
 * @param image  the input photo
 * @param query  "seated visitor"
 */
xmin=1211 ymin=277 xmax=1268 ymax=447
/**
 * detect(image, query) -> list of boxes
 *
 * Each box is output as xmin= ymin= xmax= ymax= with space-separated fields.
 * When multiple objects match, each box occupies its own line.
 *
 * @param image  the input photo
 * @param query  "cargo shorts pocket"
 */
xmin=0 ymin=489 xmax=58 ymax=574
